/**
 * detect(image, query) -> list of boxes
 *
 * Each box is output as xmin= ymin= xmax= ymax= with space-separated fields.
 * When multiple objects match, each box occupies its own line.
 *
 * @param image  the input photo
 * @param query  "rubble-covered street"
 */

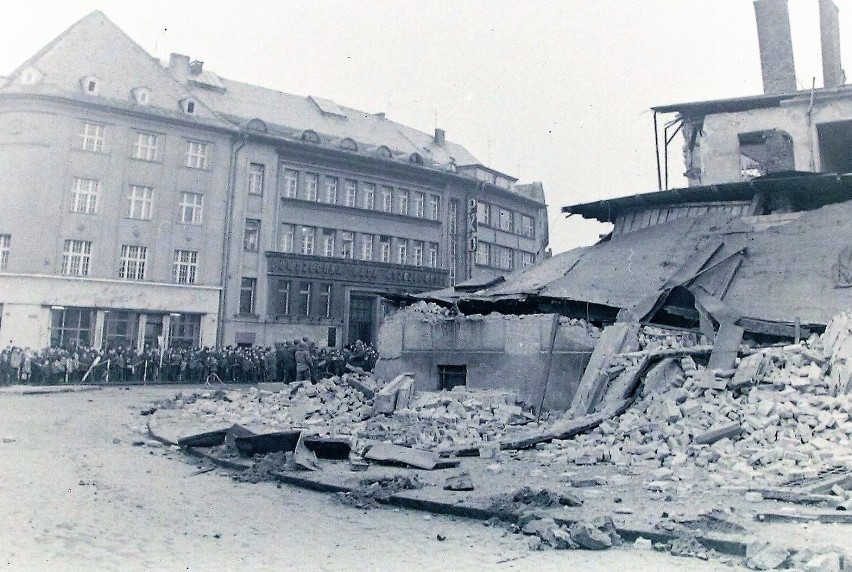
xmin=141 ymin=309 xmax=852 ymax=571
xmin=0 ymin=387 xmax=747 ymax=571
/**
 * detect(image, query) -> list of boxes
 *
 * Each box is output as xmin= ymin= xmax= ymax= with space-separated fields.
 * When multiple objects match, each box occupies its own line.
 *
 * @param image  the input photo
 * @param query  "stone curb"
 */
xmin=146 ymin=413 xmax=751 ymax=559
xmin=0 ymin=385 xmax=101 ymax=395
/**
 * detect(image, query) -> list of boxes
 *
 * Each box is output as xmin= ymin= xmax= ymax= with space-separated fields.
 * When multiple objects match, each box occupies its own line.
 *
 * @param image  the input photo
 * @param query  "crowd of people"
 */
xmin=0 ymin=338 xmax=378 ymax=386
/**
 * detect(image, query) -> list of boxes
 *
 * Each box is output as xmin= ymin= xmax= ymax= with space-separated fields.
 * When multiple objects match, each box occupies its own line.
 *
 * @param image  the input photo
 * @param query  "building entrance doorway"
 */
xmin=348 ymin=294 xmax=374 ymax=345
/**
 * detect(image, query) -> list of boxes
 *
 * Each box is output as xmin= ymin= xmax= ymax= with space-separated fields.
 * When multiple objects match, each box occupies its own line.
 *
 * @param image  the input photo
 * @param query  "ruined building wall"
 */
xmin=375 ymin=310 xmax=598 ymax=411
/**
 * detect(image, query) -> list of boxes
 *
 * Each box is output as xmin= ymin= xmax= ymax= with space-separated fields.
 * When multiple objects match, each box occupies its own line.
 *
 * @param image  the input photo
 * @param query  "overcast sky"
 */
xmin=2 ymin=1 xmax=848 ymax=253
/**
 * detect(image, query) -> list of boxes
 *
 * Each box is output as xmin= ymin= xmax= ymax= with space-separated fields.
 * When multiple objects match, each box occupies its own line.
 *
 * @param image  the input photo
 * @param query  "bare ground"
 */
xmin=0 ymin=387 xmax=746 ymax=571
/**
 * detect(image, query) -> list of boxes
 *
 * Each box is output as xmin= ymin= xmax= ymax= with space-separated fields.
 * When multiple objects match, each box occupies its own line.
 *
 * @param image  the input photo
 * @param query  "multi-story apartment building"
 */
xmin=0 ymin=11 xmax=548 ymax=350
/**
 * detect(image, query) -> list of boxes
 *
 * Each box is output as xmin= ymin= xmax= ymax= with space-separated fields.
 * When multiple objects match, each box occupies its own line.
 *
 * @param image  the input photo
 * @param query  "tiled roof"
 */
xmin=188 ymin=76 xmax=479 ymax=168
xmin=0 ymin=11 xmax=237 ymax=130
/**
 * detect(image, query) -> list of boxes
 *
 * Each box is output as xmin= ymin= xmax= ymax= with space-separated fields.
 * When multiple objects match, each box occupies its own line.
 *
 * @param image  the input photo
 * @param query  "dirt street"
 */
xmin=0 ymin=387 xmax=745 ymax=571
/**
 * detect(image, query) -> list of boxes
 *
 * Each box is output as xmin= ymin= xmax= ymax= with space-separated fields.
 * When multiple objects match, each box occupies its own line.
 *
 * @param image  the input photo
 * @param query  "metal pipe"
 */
xmin=653 ymin=111 xmax=662 ymax=190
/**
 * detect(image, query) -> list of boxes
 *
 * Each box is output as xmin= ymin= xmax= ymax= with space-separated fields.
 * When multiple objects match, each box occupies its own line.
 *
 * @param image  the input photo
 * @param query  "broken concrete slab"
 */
xmin=694 ymin=423 xmax=742 ymax=445
xmin=444 ymin=472 xmax=475 ymax=491
xmin=364 ymin=441 xmax=440 ymax=470
xmin=570 ymin=322 xmax=640 ymax=416
xmin=567 ymin=522 xmax=612 ymax=550
xmin=745 ymin=540 xmax=790 ymax=570
xmin=234 ymin=430 xmax=302 ymax=456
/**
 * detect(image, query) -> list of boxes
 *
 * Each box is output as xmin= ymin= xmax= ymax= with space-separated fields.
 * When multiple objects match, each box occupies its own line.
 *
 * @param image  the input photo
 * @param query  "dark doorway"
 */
xmin=348 ymin=294 xmax=374 ymax=345
xmin=438 ymin=364 xmax=467 ymax=390
xmin=818 ymin=120 xmax=852 ymax=173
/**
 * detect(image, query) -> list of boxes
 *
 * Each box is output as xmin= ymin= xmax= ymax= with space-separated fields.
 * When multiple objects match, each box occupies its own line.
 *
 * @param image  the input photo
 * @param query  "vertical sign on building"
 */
xmin=467 ymin=198 xmax=478 ymax=252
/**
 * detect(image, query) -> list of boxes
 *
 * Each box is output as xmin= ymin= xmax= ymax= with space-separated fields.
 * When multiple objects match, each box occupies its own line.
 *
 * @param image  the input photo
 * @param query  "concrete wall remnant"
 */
xmin=375 ymin=306 xmax=598 ymax=410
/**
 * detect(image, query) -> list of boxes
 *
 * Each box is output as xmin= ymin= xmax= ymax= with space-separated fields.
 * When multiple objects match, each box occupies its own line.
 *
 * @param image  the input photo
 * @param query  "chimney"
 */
xmin=819 ymin=0 xmax=844 ymax=88
xmin=434 ymin=128 xmax=446 ymax=146
xmin=189 ymin=60 xmax=204 ymax=76
xmin=168 ymin=53 xmax=191 ymax=83
xmin=753 ymin=0 xmax=797 ymax=94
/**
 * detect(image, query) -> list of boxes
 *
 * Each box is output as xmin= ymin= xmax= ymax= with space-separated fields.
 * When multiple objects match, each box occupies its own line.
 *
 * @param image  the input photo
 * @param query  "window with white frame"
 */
xmin=412 ymin=241 xmax=424 ymax=266
xmin=319 ymin=284 xmax=332 ymax=318
xmin=244 ymin=219 xmax=260 ymax=251
xmin=127 ymin=185 xmax=153 ymax=220
xmin=300 ymin=226 xmax=315 ymax=255
xmin=448 ymin=199 xmax=459 ymax=234
xmin=62 ymin=239 xmax=92 ymax=276
xmin=520 ymin=215 xmax=534 ymax=238
xmin=379 ymin=237 xmax=391 ymax=263
xmin=0 ymin=234 xmax=10 ymax=271
xmin=280 ymin=224 xmax=295 ymax=253
xmin=397 ymin=240 xmax=407 ymax=265
xmin=498 ymin=208 xmax=514 ymax=232
xmin=491 ymin=245 xmax=513 ymax=270
xmin=283 ymin=169 xmax=298 ymax=198
xmin=239 ymin=278 xmax=257 ymax=314
xmin=398 ymin=190 xmax=409 ymax=216
xmin=184 ymin=140 xmax=208 ymax=169
xmin=173 ymin=249 xmax=198 ymax=284
xmin=361 ymin=234 xmax=373 ymax=261
xmin=304 ymin=173 xmax=319 ymax=201
xmin=413 ymin=192 xmax=425 ymax=218
xmin=341 ymin=231 xmax=354 ymax=259
xmin=322 ymin=176 xmax=338 ymax=204
xmin=272 ymin=279 xmax=290 ymax=315
xmin=178 ymin=192 xmax=204 ymax=224
xmin=362 ymin=183 xmax=374 ymax=209
xmin=476 ymin=201 xmax=491 ymax=226
xmin=70 ymin=178 xmax=100 ymax=214
xmin=118 ymin=245 xmax=147 ymax=280
xmin=345 ymin=180 xmax=358 ymax=207
xmin=248 ymin=163 xmax=265 ymax=195
xmin=322 ymin=230 xmax=335 ymax=257
xmin=132 ymin=131 xmax=159 ymax=161
xmin=475 ymin=241 xmax=490 ymax=266
xmin=80 ymin=122 xmax=105 ymax=152
xmin=380 ymin=186 xmax=393 ymax=212
xmin=429 ymin=195 xmax=440 ymax=220
xmin=300 ymin=282 xmax=312 ymax=316
xmin=521 ymin=251 xmax=535 ymax=267
xmin=428 ymin=243 xmax=438 ymax=268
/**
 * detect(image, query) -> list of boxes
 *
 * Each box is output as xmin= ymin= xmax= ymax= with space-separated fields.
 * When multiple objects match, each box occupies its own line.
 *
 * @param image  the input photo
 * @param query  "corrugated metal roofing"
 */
xmin=422 ymin=201 xmax=852 ymax=327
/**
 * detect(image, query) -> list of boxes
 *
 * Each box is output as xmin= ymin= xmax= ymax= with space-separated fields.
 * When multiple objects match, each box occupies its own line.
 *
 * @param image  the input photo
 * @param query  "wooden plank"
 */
xmin=694 ymin=422 xmax=742 ymax=445
xmin=735 ymin=317 xmax=811 ymax=339
xmin=365 ymin=442 xmax=440 ymax=470
xmin=594 ymin=354 xmax=651 ymax=411
xmin=749 ymin=488 xmax=841 ymax=506
xmin=802 ymin=472 xmax=852 ymax=495
xmin=707 ymin=322 xmax=745 ymax=371
xmin=569 ymin=322 xmax=640 ymax=416
xmin=756 ymin=512 xmax=852 ymax=524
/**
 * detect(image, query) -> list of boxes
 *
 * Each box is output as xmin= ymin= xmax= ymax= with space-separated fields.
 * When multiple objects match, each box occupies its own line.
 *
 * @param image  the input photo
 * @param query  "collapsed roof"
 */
xmin=413 ymin=199 xmax=852 ymax=335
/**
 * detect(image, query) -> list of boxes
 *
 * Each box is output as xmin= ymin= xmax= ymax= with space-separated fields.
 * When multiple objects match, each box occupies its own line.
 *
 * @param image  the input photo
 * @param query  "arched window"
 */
xmin=340 ymin=137 xmax=358 ymax=151
xmin=301 ymin=129 xmax=320 ymax=143
xmin=409 ymin=152 xmax=424 ymax=165
xmin=81 ymin=76 xmax=100 ymax=95
xmin=376 ymin=145 xmax=392 ymax=158
xmin=246 ymin=118 xmax=268 ymax=133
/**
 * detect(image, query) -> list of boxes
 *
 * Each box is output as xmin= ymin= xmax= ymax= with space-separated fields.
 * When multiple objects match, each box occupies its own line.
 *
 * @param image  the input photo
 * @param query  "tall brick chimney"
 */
xmin=754 ymin=0 xmax=797 ymax=94
xmin=819 ymin=0 xmax=845 ymax=88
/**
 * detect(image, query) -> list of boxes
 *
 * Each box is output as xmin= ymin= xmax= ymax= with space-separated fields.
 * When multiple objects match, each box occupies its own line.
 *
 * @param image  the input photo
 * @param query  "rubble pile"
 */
xmin=638 ymin=326 xmax=701 ymax=352
xmin=405 ymin=300 xmax=456 ymax=322
xmin=169 ymin=378 xmax=540 ymax=451
xmin=359 ymin=387 xmax=538 ymax=452
xmin=171 ymin=376 xmax=374 ymax=436
xmin=539 ymin=326 xmax=852 ymax=491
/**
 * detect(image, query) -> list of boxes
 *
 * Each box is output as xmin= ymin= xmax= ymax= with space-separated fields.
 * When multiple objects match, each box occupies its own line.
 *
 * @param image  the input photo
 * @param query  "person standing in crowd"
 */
xmin=294 ymin=342 xmax=313 ymax=382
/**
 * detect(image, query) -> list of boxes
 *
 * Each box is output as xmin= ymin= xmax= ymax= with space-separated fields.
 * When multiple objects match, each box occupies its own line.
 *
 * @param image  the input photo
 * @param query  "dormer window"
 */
xmin=376 ymin=145 xmax=392 ymax=158
xmin=20 ymin=67 xmax=42 ymax=85
xmin=180 ymin=98 xmax=198 ymax=114
xmin=132 ymin=87 xmax=151 ymax=106
xmin=81 ymin=76 xmax=100 ymax=95
xmin=340 ymin=138 xmax=358 ymax=151
xmin=301 ymin=129 xmax=320 ymax=143
xmin=409 ymin=152 xmax=424 ymax=165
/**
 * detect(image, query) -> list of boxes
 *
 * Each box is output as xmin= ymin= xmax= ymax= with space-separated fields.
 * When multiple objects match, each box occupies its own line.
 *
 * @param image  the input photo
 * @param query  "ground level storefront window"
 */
xmin=50 ymin=307 xmax=94 ymax=348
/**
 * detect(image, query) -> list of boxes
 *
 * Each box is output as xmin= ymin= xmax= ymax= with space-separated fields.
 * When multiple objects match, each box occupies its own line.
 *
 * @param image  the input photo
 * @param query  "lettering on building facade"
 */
xmin=266 ymin=253 xmax=448 ymax=289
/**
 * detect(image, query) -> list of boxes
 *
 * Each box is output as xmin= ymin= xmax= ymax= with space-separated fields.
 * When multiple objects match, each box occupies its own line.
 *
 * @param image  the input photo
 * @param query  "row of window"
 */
xmin=278 ymin=224 xmax=440 ymax=267
xmin=59 ymin=239 xmax=201 ymax=284
xmin=474 ymin=241 xmax=536 ymax=271
xmin=239 ymin=277 xmax=335 ymax=319
xmin=0 ymin=234 xmax=9 ymax=271
xmin=50 ymin=306 xmax=201 ymax=349
xmin=476 ymin=200 xmax=535 ymax=238
xmin=79 ymin=122 xmax=212 ymax=169
xmin=69 ymin=177 xmax=204 ymax=224
xmin=280 ymin=168 xmax=441 ymax=220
